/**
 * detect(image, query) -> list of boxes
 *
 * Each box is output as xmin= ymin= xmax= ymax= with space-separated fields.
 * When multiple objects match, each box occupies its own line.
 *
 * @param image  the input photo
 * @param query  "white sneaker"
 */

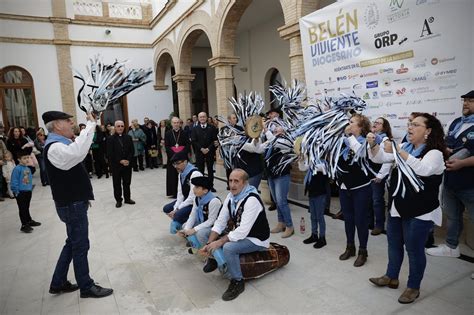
xmin=426 ymin=244 xmax=460 ymax=258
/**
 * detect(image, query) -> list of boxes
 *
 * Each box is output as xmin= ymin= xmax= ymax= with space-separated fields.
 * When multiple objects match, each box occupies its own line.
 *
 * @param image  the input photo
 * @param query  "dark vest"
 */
xmin=181 ymin=168 xmax=198 ymax=199
xmin=194 ymin=196 xmax=222 ymax=222
xmin=444 ymin=118 xmax=474 ymax=191
xmin=236 ymin=151 xmax=264 ymax=177
xmin=388 ymin=151 xmax=443 ymax=218
xmin=336 ymin=150 xmax=373 ymax=189
xmin=227 ymin=193 xmax=270 ymax=241
xmin=305 ymin=173 xmax=329 ymax=197
xmin=44 ymin=142 xmax=94 ymax=203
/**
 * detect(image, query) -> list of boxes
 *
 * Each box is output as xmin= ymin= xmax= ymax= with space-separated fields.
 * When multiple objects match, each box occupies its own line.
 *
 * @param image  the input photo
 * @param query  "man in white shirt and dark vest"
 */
xmin=201 ymin=169 xmax=270 ymax=301
xmin=43 ymin=111 xmax=113 ymax=298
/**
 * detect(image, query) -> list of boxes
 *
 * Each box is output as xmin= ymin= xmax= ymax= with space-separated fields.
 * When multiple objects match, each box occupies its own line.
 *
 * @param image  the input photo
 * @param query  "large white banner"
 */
xmin=299 ymin=0 xmax=473 ymax=139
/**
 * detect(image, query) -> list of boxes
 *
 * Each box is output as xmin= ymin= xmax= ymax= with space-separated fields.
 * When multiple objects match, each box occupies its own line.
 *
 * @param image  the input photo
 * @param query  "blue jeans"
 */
xmin=386 ymin=215 xmax=433 ymax=289
xmin=223 ymin=239 xmax=267 ymax=280
xmin=371 ymin=179 xmax=386 ymax=230
xmin=309 ymin=194 xmax=327 ymax=237
xmin=196 ymin=227 xmax=212 ymax=246
xmin=51 ymin=200 xmax=94 ymax=291
xmin=249 ymin=173 xmax=263 ymax=191
xmin=268 ymin=174 xmax=293 ymax=227
xmin=163 ymin=200 xmax=193 ymax=224
xmin=442 ymin=186 xmax=474 ymax=248
xmin=339 ymin=185 xmax=371 ymax=249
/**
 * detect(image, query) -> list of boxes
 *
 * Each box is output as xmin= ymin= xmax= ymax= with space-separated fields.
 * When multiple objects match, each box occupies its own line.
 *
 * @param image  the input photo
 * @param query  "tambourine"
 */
xmin=245 ymin=115 xmax=263 ymax=139
xmin=294 ymin=136 xmax=303 ymax=155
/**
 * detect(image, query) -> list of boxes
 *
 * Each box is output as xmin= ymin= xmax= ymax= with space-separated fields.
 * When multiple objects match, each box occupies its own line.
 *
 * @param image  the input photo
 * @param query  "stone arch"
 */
xmin=177 ymin=25 xmax=214 ymax=74
xmin=153 ymin=38 xmax=177 ymax=90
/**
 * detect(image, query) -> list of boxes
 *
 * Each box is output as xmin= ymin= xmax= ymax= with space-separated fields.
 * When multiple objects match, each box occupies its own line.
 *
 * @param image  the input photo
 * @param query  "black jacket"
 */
xmin=106 ymin=133 xmax=134 ymax=166
xmin=191 ymin=124 xmax=218 ymax=153
xmin=164 ymin=128 xmax=190 ymax=158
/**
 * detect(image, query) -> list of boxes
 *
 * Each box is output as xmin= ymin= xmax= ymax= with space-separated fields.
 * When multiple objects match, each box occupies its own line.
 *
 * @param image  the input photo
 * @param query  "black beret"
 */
xmin=42 ymin=111 xmax=73 ymax=124
xmin=191 ymin=176 xmax=212 ymax=190
xmin=461 ymin=90 xmax=474 ymax=98
xmin=170 ymin=150 xmax=188 ymax=163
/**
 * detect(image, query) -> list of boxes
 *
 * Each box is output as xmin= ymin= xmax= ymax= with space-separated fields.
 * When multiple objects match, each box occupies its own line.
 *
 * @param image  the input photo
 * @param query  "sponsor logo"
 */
xmin=424 ymin=97 xmax=457 ymax=103
xmin=363 ymin=92 xmax=371 ymax=100
xmin=381 ymin=90 xmax=393 ymax=97
xmin=396 ymin=63 xmax=409 ymax=74
xmin=384 ymin=101 xmax=402 ymax=107
xmin=410 ymin=86 xmax=434 ymax=94
xmin=360 ymin=72 xmax=379 ymax=78
xmin=323 ymin=88 xmax=335 ymax=93
xmin=314 ymin=80 xmax=325 ymax=86
xmin=383 ymin=113 xmax=397 ymax=119
xmin=374 ymin=30 xmax=405 ymax=49
xmin=432 ymin=56 xmax=456 ymax=65
xmin=437 ymin=112 xmax=455 ymax=116
xmin=334 ymin=63 xmax=360 ymax=72
xmin=353 ymin=84 xmax=363 ymax=90
xmin=393 ymin=77 xmax=411 ymax=83
xmin=372 ymin=91 xmax=379 ymax=99
xmin=396 ymin=87 xmax=407 ymax=96
xmin=364 ymin=3 xmax=380 ymax=29
xmin=414 ymin=16 xmax=441 ymax=42
xmin=366 ymin=80 xmax=379 ymax=88
xmin=337 ymin=76 xmax=347 ymax=81
xmin=337 ymin=86 xmax=352 ymax=91
xmin=382 ymin=78 xmax=391 ymax=87
xmin=414 ymin=59 xmax=427 ymax=68
xmin=348 ymin=73 xmax=359 ymax=80
xmin=439 ymin=83 xmax=458 ymax=90
xmin=387 ymin=0 xmax=410 ymax=23
xmin=406 ymin=100 xmax=423 ymax=106
xmin=379 ymin=68 xmax=394 ymax=74
xmin=435 ymin=69 xmax=457 ymax=77
xmin=416 ymin=0 xmax=441 ymax=5
xmin=411 ymin=73 xmax=431 ymax=82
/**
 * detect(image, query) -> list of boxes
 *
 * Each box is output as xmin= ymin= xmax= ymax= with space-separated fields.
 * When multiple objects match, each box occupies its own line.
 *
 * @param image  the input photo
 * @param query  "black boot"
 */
xmin=313 ymin=237 xmax=327 ymax=249
xmin=222 ymin=279 xmax=245 ymax=301
xmin=354 ymin=248 xmax=368 ymax=267
xmin=303 ymin=234 xmax=318 ymax=244
xmin=203 ymin=258 xmax=218 ymax=273
xmin=339 ymin=244 xmax=356 ymax=260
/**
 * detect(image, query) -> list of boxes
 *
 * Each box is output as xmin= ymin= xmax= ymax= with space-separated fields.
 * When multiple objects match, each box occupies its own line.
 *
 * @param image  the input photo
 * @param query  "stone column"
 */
xmin=172 ymin=73 xmax=195 ymax=120
xmin=279 ymin=22 xmax=307 ymax=199
xmin=208 ymin=56 xmax=239 ymax=178
xmin=51 ymin=0 xmax=76 ymax=117
xmin=278 ymin=22 xmax=305 ymax=82
xmin=208 ymin=56 xmax=239 ymax=119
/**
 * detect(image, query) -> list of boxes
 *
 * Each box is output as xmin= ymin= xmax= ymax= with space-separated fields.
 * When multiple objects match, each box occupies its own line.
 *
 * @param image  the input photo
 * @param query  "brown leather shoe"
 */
xmin=281 ymin=227 xmax=294 ymax=238
xmin=371 ymin=227 xmax=383 ymax=236
xmin=354 ymin=249 xmax=368 ymax=267
xmin=398 ymin=288 xmax=420 ymax=304
xmin=270 ymin=223 xmax=285 ymax=233
xmin=339 ymin=244 xmax=356 ymax=260
xmin=333 ymin=210 xmax=344 ymax=220
xmin=369 ymin=275 xmax=399 ymax=289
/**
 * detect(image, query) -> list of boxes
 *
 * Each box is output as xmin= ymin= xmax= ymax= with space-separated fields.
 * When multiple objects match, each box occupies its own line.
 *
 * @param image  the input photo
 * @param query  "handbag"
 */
xmin=149 ymin=149 xmax=158 ymax=157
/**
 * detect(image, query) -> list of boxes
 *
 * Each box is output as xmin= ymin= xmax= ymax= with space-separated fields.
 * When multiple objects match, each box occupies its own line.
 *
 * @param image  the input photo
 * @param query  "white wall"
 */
xmin=0 ymin=0 xmax=52 ymax=17
xmin=68 ymin=24 xmax=152 ymax=43
xmin=70 ymin=46 xmax=173 ymax=125
xmin=234 ymin=14 xmax=290 ymax=111
xmin=0 ymin=20 xmax=54 ymax=39
xmin=0 ymin=43 xmax=62 ymax=129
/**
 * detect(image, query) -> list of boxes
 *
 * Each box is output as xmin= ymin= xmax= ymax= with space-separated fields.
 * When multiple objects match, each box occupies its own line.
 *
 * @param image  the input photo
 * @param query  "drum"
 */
xmin=240 ymin=242 xmax=290 ymax=280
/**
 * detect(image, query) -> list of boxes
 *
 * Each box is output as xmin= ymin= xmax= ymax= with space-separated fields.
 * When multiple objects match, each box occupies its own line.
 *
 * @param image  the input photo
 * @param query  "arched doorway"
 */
xmin=0 ymin=66 xmax=39 ymax=130
xmin=265 ymin=67 xmax=285 ymax=110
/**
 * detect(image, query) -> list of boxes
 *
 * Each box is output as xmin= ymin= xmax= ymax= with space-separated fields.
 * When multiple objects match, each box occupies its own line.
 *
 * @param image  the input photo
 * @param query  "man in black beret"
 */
xmin=163 ymin=151 xmax=202 ymax=230
xmin=427 ymin=90 xmax=474 ymax=259
xmin=43 ymin=110 xmax=113 ymax=298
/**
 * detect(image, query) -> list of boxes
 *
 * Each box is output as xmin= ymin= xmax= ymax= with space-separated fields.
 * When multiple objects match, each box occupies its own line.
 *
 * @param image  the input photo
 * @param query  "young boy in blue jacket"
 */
xmin=11 ymin=150 xmax=41 ymax=233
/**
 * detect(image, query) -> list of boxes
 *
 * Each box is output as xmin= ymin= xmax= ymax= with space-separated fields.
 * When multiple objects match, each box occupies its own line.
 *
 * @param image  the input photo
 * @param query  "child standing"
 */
xmin=298 ymin=155 xmax=329 ymax=248
xmin=3 ymin=151 xmax=16 ymax=198
xmin=11 ymin=150 xmax=41 ymax=233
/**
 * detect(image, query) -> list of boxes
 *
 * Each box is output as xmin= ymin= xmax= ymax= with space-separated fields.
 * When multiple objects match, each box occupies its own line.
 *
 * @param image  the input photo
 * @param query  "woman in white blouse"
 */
xmin=366 ymin=113 xmax=448 ymax=304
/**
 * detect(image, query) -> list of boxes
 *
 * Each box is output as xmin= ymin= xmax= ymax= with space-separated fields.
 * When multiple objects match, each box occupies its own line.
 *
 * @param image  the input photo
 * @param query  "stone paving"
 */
xmin=0 ymin=168 xmax=472 ymax=314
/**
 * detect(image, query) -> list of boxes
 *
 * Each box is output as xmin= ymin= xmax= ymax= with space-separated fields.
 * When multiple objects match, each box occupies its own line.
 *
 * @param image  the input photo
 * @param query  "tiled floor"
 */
xmin=0 ymin=168 xmax=472 ymax=314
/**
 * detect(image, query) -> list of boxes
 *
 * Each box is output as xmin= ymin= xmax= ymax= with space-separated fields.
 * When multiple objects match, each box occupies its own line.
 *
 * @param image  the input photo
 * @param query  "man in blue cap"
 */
xmin=427 ymin=91 xmax=474 ymax=258
xmin=43 ymin=110 xmax=113 ymax=298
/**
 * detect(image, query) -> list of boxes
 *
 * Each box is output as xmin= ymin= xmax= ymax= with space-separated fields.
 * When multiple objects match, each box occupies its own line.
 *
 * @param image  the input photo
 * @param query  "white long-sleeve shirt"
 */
xmin=212 ymin=192 xmax=270 ymax=248
xmin=369 ymin=146 xmax=445 ymax=226
xmin=47 ymin=121 xmax=96 ymax=170
xmin=183 ymin=197 xmax=222 ymax=231
xmin=240 ymin=139 xmax=265 ymax=154
xmin=174 ymin=169 xmax=202 ymax=210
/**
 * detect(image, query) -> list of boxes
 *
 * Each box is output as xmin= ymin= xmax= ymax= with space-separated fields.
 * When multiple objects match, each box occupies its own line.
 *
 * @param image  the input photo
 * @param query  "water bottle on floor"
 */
xmin=300 ymin=217 xmax=306 ymax=234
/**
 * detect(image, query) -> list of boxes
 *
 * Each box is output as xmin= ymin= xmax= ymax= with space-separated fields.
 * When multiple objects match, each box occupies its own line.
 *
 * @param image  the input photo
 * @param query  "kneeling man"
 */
xmin=180 ymin=176 xmax=222 ymax=247
xmin=201 ymin=169 xmax=270 ymax=301
xmin=163 ymin=151 xmax=202 ymax=230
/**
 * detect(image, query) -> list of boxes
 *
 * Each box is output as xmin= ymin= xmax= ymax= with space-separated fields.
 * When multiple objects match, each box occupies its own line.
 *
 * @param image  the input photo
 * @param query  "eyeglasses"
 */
xmin=407 ymin=122 xmax=426 ymax=128
xmin=116 ymin=125 xmax=124 ymax=128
